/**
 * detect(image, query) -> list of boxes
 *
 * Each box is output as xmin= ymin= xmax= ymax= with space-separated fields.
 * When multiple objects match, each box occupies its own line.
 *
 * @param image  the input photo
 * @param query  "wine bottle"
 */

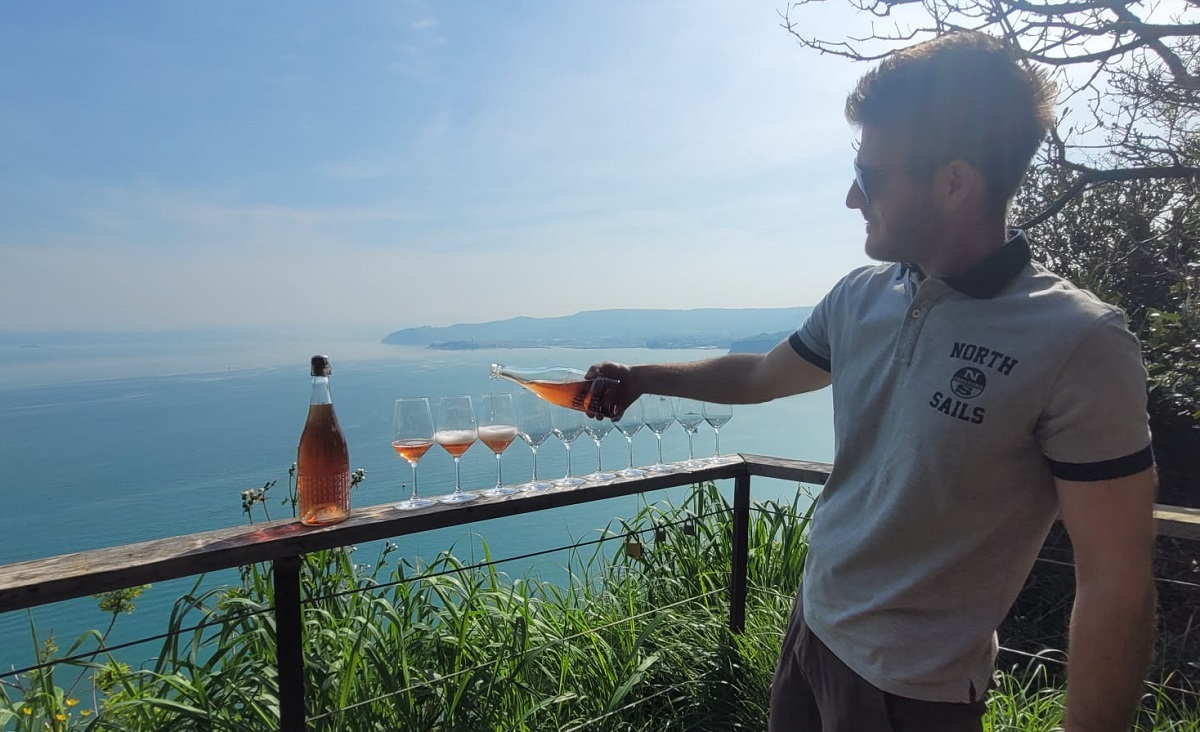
xmin=297 ymin=355 xmax=351 ymax=526
xmin=490 ymin=364 xmax=615 ymax=416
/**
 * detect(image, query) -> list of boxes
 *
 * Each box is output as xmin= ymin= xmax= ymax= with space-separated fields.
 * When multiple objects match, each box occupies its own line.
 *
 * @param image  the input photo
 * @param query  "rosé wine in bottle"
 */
xmin=490 ymin=364 xmax=616 ymax=416
xmin=297 ymin=355 xmax=351 ymax=526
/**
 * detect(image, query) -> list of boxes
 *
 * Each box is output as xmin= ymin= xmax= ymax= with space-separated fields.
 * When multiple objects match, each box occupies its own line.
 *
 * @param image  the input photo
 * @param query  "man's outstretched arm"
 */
xmin=585 ymin=338 xmax=831 ymax=419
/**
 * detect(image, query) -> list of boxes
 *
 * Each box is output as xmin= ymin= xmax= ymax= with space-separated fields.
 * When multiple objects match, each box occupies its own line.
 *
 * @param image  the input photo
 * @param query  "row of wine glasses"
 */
xmin=610 ymin=396 xmax=732 ymax=475
xmin=391 ymin=392 xmax=733 ymax=510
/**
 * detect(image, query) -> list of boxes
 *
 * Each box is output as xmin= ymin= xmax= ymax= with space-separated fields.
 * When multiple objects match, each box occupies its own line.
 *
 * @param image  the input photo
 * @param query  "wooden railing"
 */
xmin=2 ymin=454 xmax=1197 ymax=731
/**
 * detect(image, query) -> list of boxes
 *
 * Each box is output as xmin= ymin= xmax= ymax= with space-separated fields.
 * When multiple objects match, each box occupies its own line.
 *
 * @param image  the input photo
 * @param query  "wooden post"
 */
xmin=274 ymin=555 xmax=305 ymax=732
xmin=729 ymin=474 xmax=751 ymax=634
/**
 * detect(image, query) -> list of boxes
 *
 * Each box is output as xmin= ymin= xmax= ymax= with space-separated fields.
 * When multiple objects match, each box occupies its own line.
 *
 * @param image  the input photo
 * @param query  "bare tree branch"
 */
xmin=1018 ymin=165 xmax=1200 ymax=228
xmin=784 ymin=0 xmax=1200 ymax=222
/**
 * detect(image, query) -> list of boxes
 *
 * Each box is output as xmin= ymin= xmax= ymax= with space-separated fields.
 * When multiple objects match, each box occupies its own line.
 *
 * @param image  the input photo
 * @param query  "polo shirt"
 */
xmin=789 ymin=230 xmax=1154 ymax=703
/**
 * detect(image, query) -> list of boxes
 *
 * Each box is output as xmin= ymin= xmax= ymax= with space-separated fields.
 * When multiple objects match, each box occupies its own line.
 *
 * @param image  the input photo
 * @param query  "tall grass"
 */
xmin=2 ymin=482 xmax=1197 ymax=730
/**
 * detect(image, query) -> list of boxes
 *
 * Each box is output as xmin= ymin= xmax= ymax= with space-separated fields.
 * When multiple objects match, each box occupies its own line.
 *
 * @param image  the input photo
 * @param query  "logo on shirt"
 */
xmin=950 ymin=367 xmax=987 ymax=399
xmin=926 ymin=341 xmax=1018 ymax=426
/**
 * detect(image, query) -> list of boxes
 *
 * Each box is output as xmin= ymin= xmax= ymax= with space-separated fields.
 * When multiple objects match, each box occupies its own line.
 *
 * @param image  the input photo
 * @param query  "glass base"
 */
xmin=649 ymin=462 xmax=679 ymax=473
xmin=618 ymin=467 xmax=647 ymax=477
xmin=554 ymin=476 xmax=587 ymax=487
xmin=520 ymin=481 xmax=553 ymax=492
xmin=395 ymin=497 xmax=435 ymax=511
xmin=680 ymin=459 xmax=706 ymax=470
xmin=584 ymin=471 xmax=617 ymax=481
xmin=483 ymin=485 xmax=519 ymax=497
xmin=438 ymin=491 xmax=478 ymax=504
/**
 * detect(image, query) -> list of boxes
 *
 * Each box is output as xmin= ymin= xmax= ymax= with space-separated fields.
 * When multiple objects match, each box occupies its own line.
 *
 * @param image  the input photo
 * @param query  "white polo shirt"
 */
xmin=790 ymin=230 xmax=1154 ymax=703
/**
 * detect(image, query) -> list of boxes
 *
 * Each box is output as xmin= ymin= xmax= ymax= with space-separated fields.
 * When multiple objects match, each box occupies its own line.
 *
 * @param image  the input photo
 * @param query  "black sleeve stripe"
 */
xmin=788 ymin=331 xmax=831 ymax=373
xmin=1047 ymin=445 xmax=1155 ymax=482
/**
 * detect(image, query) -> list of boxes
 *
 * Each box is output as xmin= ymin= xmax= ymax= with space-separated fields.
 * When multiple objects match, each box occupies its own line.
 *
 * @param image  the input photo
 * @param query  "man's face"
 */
xmin=846 ymin=126 xmax=940 ymax=266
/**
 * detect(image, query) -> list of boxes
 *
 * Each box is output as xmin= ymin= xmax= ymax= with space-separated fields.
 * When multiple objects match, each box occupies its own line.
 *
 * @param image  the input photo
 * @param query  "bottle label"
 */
xmin=298 ymin=472 xmax=351 ymax=523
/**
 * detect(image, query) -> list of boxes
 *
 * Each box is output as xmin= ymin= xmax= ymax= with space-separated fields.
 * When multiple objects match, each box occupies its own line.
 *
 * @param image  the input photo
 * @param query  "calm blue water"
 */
xmin=0 ymin=336 xmax=833 ymax=673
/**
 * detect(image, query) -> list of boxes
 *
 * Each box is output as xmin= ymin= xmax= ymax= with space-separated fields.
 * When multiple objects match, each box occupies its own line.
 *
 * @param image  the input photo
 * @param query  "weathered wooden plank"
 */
xmin=739 ymin=454 xmax=833 ymax=485
xmin=1155 ymin=504 xmax=1200 ymax=541
xmin=0 ymin=459 xmax=748 ymax=614
xmin=2 ymin=453 xmax=1195 ymax=616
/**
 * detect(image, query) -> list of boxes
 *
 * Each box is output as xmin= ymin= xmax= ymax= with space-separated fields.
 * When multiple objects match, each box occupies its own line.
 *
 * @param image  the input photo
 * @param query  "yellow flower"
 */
xmin=66 ymin=698 xmax=79 ymax=707
xmin=56 ymin=713 xmax=67 ymax=721
xmin=80 ymin=709 xmax=92 ymax=717
xmin=21 ymin=707 xmax=32 ymax=715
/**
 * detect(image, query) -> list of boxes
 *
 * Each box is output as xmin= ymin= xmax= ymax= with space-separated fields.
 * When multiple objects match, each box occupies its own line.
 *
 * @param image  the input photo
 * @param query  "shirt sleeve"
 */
xmin=790 ymin=282 xmax=837 ymax=373
xmin=1036 ymin=310 xmax=1154 ymax=482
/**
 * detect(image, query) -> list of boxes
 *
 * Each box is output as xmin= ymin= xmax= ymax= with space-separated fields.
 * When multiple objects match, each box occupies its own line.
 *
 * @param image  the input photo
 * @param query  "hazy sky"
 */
xmin=1 ymin=1 xmax=879 ymax=335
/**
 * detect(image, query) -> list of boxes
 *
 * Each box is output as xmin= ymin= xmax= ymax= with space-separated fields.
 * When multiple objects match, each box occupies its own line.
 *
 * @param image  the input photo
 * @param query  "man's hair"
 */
xmin=845 ymin=32 xmax=1056 ymax=214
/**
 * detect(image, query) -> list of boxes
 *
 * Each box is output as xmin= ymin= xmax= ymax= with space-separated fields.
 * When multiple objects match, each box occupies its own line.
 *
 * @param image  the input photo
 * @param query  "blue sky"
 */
xmin=1 ymin=1 xmax=876 ymax=334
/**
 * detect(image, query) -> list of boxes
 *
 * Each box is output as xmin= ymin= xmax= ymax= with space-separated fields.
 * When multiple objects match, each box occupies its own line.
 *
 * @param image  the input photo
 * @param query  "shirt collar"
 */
xmin=899 ymin=229 xmax=1032 ymax=299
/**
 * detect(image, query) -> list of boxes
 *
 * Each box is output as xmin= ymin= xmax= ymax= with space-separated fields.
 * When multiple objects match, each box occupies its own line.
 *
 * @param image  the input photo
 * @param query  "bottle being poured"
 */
xmin=490 ymin=364 xmax=617 ymax=417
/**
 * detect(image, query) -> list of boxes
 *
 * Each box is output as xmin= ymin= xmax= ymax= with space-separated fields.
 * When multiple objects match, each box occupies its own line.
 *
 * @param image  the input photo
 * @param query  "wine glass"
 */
xmin=551 ymin=407 xmax=586 ymax=487
xmin=703 ymin=402 xmax=733 ymax=463
xmin=435 ymin=395 xmax=479 ymax=504
xmin=675 ymin=397 xmax=706 ymax=469
xmin=614 ymin=398 xmax=646 ymax=478
xmin=478 ymin=393 xmax=519 ymax=497
xmin=391 ymin=397 xmax=436 ymax=510
xmin=516 ymin=391 xmax=554 ymax=491
xmin=583 ymin=418 xmax=616 ymax=481
xmin=643 ymin=395 xmax=678 ymax=472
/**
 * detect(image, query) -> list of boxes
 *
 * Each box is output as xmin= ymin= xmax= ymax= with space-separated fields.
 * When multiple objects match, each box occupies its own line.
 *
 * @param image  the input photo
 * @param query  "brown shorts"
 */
xmin=769 ymin=593 xmax=987 ymax=732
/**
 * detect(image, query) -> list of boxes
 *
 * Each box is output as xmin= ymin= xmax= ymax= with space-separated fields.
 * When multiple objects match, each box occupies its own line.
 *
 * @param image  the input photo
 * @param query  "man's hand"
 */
xmin=584 ymin=361 xmax=639 ymax=420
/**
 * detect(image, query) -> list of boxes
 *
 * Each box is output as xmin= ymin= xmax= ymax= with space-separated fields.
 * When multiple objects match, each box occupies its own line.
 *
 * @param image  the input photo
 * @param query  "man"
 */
xmin=585 ymin=32 xmax=1156 ymax=732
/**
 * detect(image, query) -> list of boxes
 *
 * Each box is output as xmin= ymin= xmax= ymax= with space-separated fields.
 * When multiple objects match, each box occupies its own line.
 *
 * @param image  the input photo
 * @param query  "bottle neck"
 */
xmin=491 ymin=364 xmax=583 ymax=384
xmin=310 ymin=376 xmax=333 ymax=405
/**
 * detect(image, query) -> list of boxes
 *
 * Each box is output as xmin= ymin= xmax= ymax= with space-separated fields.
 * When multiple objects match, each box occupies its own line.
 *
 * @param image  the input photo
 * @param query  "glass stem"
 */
xmin=531 ymin=446 xmax=539 ymax=480
xmin=454 ymin=457 xmax=462 ymax=493
xmin=595 ymin=441 xmax=603 ymax=471
xmin=627 ymin=438 xmax=635 ymax=468
xmin=687 ymin=431 xmax=695 ymax=461
xmin=565 ymin=444 xmax=573 ymax=477
xmin=656 ymin=434 xmax=665 ymax=465
xmin=495 ymin=453 xmax=503 ymax=488
xmin=410 ymin=463 xmax=419 ymax=500
xmin=714 ymin=429 xmax=721 ymax=457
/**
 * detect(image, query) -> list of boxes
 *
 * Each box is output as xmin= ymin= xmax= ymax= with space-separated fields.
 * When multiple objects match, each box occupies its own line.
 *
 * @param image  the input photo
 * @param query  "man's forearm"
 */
xmin=630 ymin=355 xmax=774 ymax=404
xmin=1063 ymin=577 xmax=1155 ymax=731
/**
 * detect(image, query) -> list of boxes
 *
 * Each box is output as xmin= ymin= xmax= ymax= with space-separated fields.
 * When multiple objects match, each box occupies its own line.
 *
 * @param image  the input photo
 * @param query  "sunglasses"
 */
xmin=852 ymin=161 xmax=914 ymax=205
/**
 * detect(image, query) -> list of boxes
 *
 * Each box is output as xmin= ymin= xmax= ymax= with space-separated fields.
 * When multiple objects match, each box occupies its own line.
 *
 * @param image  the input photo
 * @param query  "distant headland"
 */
xmin=381 ymin=308 xmax=811 ymax=354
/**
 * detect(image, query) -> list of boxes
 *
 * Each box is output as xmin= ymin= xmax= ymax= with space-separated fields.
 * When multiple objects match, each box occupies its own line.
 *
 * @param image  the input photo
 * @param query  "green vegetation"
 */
xmin=2 ymin=483 xmax=1197 ymax=730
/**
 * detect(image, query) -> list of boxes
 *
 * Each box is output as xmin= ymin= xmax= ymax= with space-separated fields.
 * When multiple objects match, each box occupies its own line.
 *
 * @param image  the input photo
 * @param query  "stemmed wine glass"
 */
xmin=614 ymin=399 xmax=646 ymax=478
xmin=583 ymin=417 xmax=616 ymax=481
xmin=643 ymin=395 xmax=678 ymax=472
xmin=675 ymin=397 xmax=706 ymax=469
xmin=391 ymin=397 xmax=436 ymax=510
xmin=551 ymin=407 xmax=586 ymax=487
xmin=516 ymin=391 xmax=554 ymax=491
xmin=703 ymin=402 xmax=733 ymax=463
xmin=478 ymin=392 xmax=519 ymax=497
xmin=435 ymin=395 xmax=479 ymax=503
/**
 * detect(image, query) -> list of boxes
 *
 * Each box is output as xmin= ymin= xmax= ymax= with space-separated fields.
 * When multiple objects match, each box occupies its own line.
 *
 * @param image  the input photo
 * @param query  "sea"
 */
xmin=0 ymin=334 xmax=834 ymax=675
